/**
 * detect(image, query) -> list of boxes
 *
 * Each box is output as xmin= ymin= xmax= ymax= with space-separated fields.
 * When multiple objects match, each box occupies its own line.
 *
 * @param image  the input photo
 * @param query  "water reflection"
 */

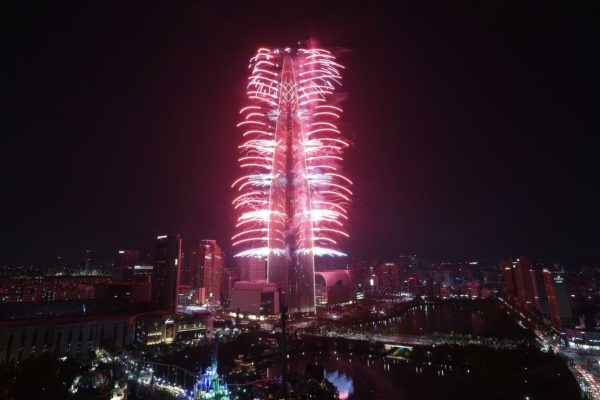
xmin=366 ymin=301 xmax=527 ymax=338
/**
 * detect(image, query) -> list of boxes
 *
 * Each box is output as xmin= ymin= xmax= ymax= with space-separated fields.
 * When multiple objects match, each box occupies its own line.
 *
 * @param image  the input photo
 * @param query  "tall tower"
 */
xmin=232 ymin=47 xmax=351 ymax=313
xmin=193 ymin=240 xmax=224 ymax=304
xmin=152 ymin=235 xmax=182 ymax=313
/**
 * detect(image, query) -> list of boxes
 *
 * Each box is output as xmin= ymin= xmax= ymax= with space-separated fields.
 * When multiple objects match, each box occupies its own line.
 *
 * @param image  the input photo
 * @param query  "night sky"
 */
xmin=5 ymin=2 xmax=600 ymax=265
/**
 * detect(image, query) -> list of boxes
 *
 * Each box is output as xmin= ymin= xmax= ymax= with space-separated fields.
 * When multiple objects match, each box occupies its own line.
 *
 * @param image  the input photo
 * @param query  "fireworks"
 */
xmin=231 ymin=46 xmax=350 ymax=312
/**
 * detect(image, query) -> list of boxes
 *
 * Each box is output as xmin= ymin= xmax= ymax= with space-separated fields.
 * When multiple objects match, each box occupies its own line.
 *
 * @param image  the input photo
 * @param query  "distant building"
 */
xmin=134 ymin=312 xmax=212 ymax=347
xmin=530 ymin=267 xmax=550 ymax=314
xmin=514 ymin=257 xmax=535 ymax=309
xmin=236 ymin=257 xmax=266 ymax=282
xmin=0 ymin=314 xmax=135 ymax=363
xmin=133 ymin=264 xmax=154 ymax=276
xmin=501 ymin=258 xmax=518 ymax=301
xmin=543 ymin=269 xmax=575 ymax=331
xmin=314 ymin=270 xmax=353 ymax=306
xmin=407 ymin=276 xmax=419 ymax=297
xmin=466 ymin=281 xmax=480 ymax=298
xmin=229 ymin=281 xmax=279 ymax=316
xmin=130 ymin=275 xmax=152 ymax=303
xmin=84 ymin=249 xmax=94 ymax=269
xmin=220 ymin=268 xmax=237 ymax=304
xmin=375 ymin=263 xmax=402 ymax=293
xmin=193 ymin=240 xmax=224 ymax=304
xmin=481 ymin=286 xmax=494 ymax=299
xmin=152 ymin=235 xmax=182 ymax=313
xmin=113 ymin=250 xmax=140 ymax=281
xmin=178 ymin=285 xmax=205 ymax=307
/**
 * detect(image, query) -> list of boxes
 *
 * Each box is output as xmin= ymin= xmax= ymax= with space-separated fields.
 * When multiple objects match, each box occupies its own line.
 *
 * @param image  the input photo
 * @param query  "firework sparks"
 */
xmin=232 ymin=46 xmax=350 ymax=312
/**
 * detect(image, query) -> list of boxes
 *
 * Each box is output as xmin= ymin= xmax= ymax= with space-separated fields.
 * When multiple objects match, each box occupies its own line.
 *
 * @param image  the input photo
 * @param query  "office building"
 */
xmin=152 ymin=235 xmax=182 ymax=313
xmin=237 ymin=257 xmax=267 ymax=282
xmin=543 ymin=269 xmax=575 ymax=330
xmin=193 ymin=240 xmax=223 ymax=304
xmin=113 ymin=249 xmax=140 ymax=281
xmin=229 ymin=281 xmax=279 ymax=316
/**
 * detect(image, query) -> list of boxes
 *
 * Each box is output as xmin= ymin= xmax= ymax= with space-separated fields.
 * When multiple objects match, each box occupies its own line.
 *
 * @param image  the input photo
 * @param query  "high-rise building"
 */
xmin=231 ymin=47 xmax=350 ymax=313
xmin=221 ymin=268 xmax=237 ymax=304
xmin=375 ymin=263 xmax=402 ymax=293
xmin=514 ymin=257 xmax=535 ymax=309
xmin=407 ymin=276 xmax=419 ymax=297
xmin=152 ymin=235 xmax=182 ymax=313
xmin=543 ymin=269 xmax=575 ymax=330
xmin=501 ymin=258 xmax=518 ymax=301
xmin=84 ymin=249 xmax=94 ymax=269
xmin=113 ymin=249 xmax=140 ymax=281
xmin=193 ymin=240 xmax=223 ymax=304
xmin=530 ymin=267 xmax=550 ymax=314
xmin=237 ymin=257 xmax=267 ymax=282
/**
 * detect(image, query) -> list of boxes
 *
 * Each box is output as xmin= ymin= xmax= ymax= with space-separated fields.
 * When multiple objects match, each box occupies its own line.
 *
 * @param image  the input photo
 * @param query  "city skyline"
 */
xmin=5 ymin=2 xmax=600 ymax=265
xmin=3 ymin=3 xmax=600 ymax=399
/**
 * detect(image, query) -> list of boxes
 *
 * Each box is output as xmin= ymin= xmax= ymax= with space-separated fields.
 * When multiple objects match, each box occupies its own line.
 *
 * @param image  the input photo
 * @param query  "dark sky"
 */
xmin=5 ymin=1 xmax=600 ymax=265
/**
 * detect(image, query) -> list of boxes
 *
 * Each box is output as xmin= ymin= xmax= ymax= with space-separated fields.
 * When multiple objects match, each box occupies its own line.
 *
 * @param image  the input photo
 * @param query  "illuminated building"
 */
xmin=134 ymin=313 xmax=212 ymax=347
xmin=113 ymin=249 xmax=139 ymax=280
xmin=152 ymin=235 xmax=182 ymax=313
xmin=314 ymin=269 xmax=353 ymax=305
xmin=543 ymin=269 xmax=575 ymax=330
xmin=375 ymin=263 xmax=402 ymax=293
xmin=193 ymin=240 xmax=223 ymax=304
xmin=0 ymin=314 xmax=134 ymax=363
xmin=232 ymin=46 xmax=351 ymax=313
xmin=195 ymin=364 xmax=230 ymax=400
xmin=236 ymin=256 xmax=266 ymax=281
xmin=229 ymin=281 xmax=279 ymax=316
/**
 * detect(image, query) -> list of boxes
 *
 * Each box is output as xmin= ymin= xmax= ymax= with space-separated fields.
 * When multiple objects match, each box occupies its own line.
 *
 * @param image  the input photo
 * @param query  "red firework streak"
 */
xmin=231 ymin=46 xmax=351 ymax=312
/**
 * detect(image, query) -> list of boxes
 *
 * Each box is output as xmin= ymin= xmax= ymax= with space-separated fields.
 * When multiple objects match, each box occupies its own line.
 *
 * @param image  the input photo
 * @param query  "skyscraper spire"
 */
xmin=232 ymin=46 xmax=351 ymax=313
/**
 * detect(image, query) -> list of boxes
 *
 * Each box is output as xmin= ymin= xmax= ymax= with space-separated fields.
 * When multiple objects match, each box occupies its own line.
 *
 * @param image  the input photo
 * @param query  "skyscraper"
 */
xmin=375 ymin=263 xmax=402 ymax=293
xmin=193 ymin=240 xmax=223 ymax=304
xmin=232 ymin=47 xmax=351 ymax=313
xmin=514 ymin=257 xmax=535 ymax=309
xmin=113 ymin=249 xmax=140 ymax=281
xmin=530 ymin=267 xmax=550 ymax=314
xmin=152 ymin=235 xmax=181 ymax=313
xmin=501 ymin=258 xmax=518 ymax=301
xmin=83 ymin=249 xmax=94 ymax=269
xmin=543 ymin=268 xmax=575 ymax=330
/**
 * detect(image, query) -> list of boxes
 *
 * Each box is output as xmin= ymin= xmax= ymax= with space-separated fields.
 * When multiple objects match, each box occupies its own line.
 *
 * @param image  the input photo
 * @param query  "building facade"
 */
xmin=193 ymin=240 xmax=223 ymax=305
xmin=0 ymin=314 xmax=134 ymax=364
xmin=543 ymin=269 xmax=575 ymax=330
xmin=229 ymin=281 xmax=279 ymax=316
xmin=152 ymin=235 xmax=182 ymax=313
